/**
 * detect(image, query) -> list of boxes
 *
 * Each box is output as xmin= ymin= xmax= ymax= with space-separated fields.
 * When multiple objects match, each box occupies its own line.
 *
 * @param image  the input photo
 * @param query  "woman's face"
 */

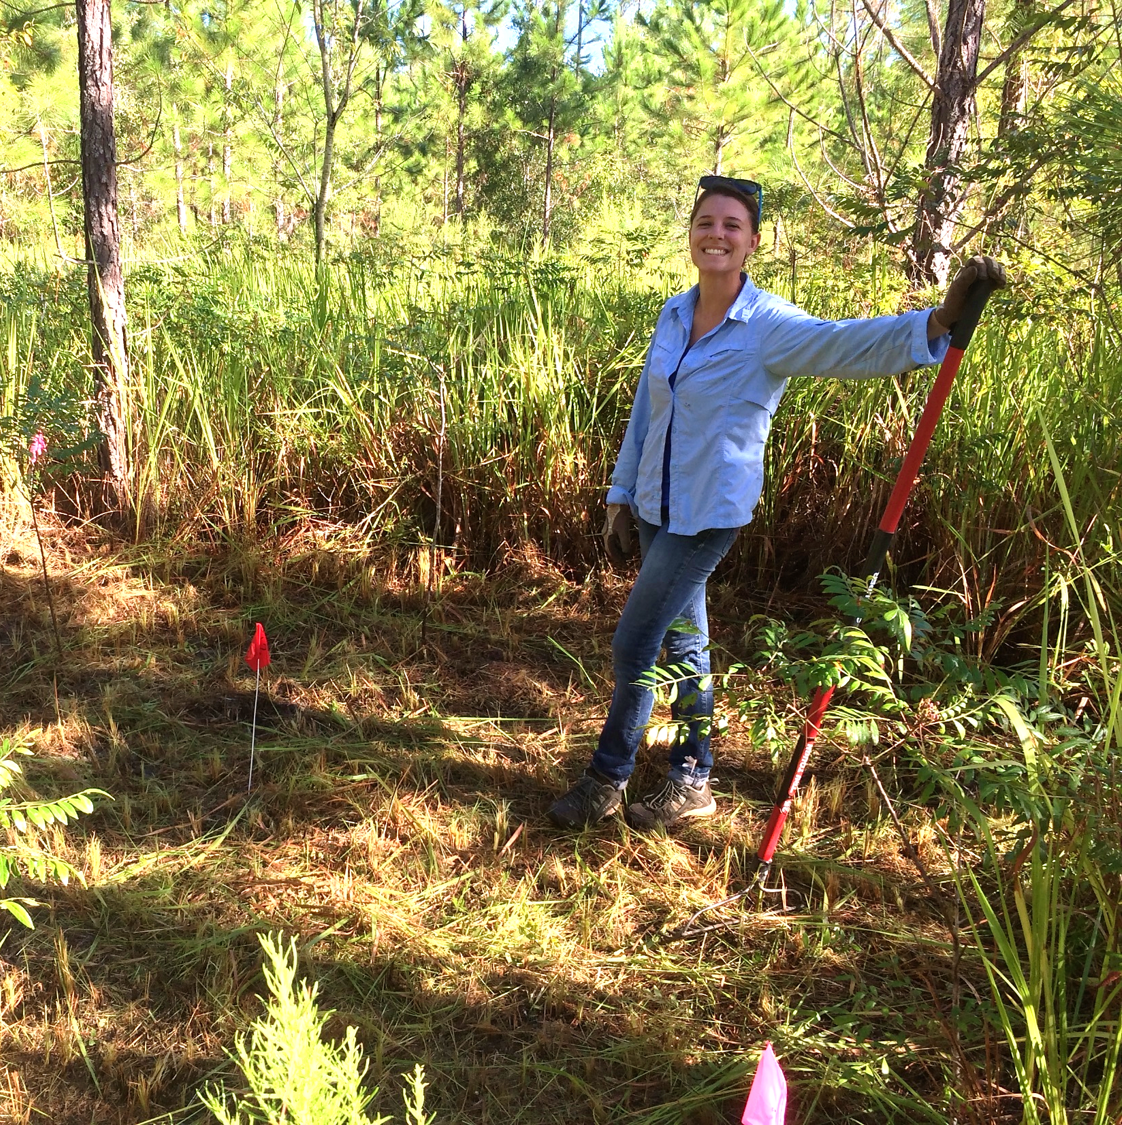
xmin=689 ymin=193 xmax=760 ymax=277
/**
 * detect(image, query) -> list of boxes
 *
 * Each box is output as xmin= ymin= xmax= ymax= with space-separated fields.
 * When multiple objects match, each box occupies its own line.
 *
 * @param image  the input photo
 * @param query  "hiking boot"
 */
xmin=548 ymin=769 xmax=625 ymax=828
xmin=625 ymin=777 xmax=717 ymax=831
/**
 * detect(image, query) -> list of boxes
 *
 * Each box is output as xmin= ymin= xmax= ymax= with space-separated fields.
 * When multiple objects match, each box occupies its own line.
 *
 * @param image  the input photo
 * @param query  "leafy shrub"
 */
xmin=0 ymin=735 xmax=104 ymax=928
xmin=201 ymin=933 xmax=432 ymax=1125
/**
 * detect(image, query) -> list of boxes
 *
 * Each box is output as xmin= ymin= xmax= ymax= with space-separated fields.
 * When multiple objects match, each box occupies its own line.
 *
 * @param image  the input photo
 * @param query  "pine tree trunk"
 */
xmin=443 ymin=135 xmax=450 ymax=223
xmin=223 ymin=60 xmax=233 ymax=224
xmin=454 ymin=8 xmax=468 ymax=216
xmin=910 ymin=0 xmax=987 ymax=286
xmin=76 ymin=0 xmax=131 ymax=525
xmin=541 ymin=93 xmax=556 ymax=247
xmin=273 ymin=80 xmax=284 ymax=236
xmin=208 ymin=141 xmax=216 ymax=226
xmin=173 ymin=109 xmax=187 ymax=233
xmin=372 ymin=70 xmax=384 ymax=236
xmin=315 ymin=117 xmax=334 ymax=265
xmin=454 ymin=104 xmax=466 ymax=215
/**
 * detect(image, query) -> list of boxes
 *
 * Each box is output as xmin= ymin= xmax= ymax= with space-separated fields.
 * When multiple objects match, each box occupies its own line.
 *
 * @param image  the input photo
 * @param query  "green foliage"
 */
xmin=0 ymin=374 xmax=101 ymax=481
xmin=201 ymin=933 xmax=429 ymax=1125
xmin=952 ymin=804 xmax=1122 ymax=1125
xmin=638 ymin=0 xmax=813 ymax=180
xmin=0 ymin=735 xmax=105 ymax=928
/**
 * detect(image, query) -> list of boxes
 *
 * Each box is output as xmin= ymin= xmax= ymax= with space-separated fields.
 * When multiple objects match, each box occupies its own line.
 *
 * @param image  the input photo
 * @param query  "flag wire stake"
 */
xmin=248 ymin=664 xmax=261 ymax=793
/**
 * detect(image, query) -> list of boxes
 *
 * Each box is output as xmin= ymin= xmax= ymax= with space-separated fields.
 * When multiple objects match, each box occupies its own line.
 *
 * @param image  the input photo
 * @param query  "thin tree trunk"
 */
xmin=443 ymin=135 xmax=450 ymax=223
xmin=542 ymin=92 xmax=556 ymax=247
xmin=998 ymin=0 xmax=1032 ymax=136
xmin=311 ymin=0 xmax=356 ymax=264
xmin=910 ymin=0 xmax=987 ymax=286
xmin=39 ymin=119 xmax=64 ymax=257
xmin=454 ymin=9 xmax=468 ymax=217
xmin=223 ymin=60 xmax=233 ymax=224
xmin=173 ymin=108 xmax=187 ymax=233
xmin=273 ymin=79 xmax=284 ymax=236
xmin=128 ymin=173 xmax=138 ymax=241
xmin=207 ymin=141 xmax=216 ymax=226
xmin=76 ymin=0 xmax=131 ymax=525
xmin=372 ymin=68 xmax=384 ymax=236
xmin=454 ymin=96 xmax=466 ymax=215
xmin=454 ymin=7 xmax=469 ymax=215
xmin=315 ymin=117 xmax=335 ymax=265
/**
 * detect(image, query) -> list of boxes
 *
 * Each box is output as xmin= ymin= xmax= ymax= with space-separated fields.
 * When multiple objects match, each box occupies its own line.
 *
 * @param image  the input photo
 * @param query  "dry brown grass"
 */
xmin=0 ymin=514 xmax=984 ymax=1125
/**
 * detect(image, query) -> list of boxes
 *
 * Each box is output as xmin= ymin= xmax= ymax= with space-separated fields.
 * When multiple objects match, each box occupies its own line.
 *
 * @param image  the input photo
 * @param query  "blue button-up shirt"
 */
xmin=606 ymin=276 xmax=950 ymax=535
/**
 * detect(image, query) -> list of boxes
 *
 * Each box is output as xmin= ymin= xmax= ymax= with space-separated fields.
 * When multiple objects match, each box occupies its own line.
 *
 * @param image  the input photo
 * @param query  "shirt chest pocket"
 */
xmin=675 ymin=342 xmax=757 ymax=406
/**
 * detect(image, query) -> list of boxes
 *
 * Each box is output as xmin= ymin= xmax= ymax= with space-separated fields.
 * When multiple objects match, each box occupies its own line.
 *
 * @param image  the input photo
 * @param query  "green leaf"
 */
xmin=1 ymin=898 xmax=36 ymax=928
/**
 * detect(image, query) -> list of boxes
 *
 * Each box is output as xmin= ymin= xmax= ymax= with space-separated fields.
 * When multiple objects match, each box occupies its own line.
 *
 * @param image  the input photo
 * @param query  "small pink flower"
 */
xmin=28 ymin=431 xmax=46 ymax=464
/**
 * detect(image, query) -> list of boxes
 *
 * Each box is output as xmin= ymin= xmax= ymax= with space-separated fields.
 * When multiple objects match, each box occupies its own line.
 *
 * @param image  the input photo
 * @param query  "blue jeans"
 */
xmin=591 ymin=518 xmax=739 ymax=787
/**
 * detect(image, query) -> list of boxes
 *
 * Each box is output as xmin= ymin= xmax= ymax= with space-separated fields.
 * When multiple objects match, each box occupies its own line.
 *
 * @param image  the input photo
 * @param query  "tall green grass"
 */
xmin=2 ymin=237 xmax=1119 ymax=623
xmin=946 ymin=429 xmax=1122 ymax=1125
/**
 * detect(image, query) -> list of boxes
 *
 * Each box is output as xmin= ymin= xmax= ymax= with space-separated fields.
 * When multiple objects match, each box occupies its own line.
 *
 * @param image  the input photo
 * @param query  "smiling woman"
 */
xmin=546 ymin=173 xmax=1008 ymax=834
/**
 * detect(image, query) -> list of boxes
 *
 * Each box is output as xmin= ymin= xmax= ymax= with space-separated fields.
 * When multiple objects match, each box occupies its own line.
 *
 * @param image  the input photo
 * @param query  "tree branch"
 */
xmin=974 ymin=0 xmax=1081 ymax=86
xmin=788 ymin=125 xmax=856 ymax=230
xmin=858 ymin=0 xmax=936 ymax=91
xmin=851 ymin=0 xmax=890 ymax=200
xmin=819 ymin=132 xmax=867 ymax=194
xmin=0 ymin=157 xmax=80 ymax=174
xmin=745 ymin=42 xmax=854 ymax=149
xmin=250 ymin=91 xmax=317 ymax=205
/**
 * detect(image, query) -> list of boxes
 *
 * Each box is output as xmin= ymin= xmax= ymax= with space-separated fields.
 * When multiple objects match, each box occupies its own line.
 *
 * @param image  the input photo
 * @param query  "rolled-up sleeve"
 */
xmin=760 ymin=305 xmax=949 ymax=380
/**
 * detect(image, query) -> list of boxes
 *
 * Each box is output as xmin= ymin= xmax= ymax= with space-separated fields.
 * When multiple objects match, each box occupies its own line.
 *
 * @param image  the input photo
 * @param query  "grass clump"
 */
xmin=202 ymin=933 xmax=431 ymax=1125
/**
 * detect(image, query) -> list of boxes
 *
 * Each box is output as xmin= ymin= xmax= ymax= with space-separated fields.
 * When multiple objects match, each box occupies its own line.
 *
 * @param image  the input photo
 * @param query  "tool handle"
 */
xmin=877 ymin=278 xmax=994 ymax=540
xmin=950 ymin=278 xmax=993 ymax=350
xmin=752 ymin=277 xmax=994 ymax=888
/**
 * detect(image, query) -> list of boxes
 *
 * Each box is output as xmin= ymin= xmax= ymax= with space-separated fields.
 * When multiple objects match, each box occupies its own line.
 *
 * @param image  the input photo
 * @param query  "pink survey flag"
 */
xmin=245 ymin=622 xmax=271 ymax=792
xmin=742 ymin=1043 xmax=787 ymax=1125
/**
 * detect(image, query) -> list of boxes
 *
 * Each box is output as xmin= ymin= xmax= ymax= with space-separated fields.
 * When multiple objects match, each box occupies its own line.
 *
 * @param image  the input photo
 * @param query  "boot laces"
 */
xmin=645 ymin=779 xmax=685 ymax=811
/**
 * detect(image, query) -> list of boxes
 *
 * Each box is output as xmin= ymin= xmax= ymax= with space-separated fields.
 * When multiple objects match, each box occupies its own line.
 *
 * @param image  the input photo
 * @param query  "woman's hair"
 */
xmin=689 ymin=186 xmax=759 ymax=234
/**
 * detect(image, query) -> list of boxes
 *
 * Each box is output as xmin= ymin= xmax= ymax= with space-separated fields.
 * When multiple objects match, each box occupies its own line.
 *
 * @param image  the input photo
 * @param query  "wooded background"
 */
xmin=4 ymin=0 xmax=1116 ymax=280
xmin=0 ymin=0 xmax=1118 ymax=588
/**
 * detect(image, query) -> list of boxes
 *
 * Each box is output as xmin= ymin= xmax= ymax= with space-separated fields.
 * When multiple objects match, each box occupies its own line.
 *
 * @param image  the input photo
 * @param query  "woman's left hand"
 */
xmin=603 ymin=504 xmax=632 ymax=565
xmin=931 ymin=255 xmax=1008 ymax=335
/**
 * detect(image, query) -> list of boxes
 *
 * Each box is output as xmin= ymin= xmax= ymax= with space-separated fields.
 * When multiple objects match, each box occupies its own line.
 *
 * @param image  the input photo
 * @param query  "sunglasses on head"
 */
xmin=696 ymin=175 xmax=763 ymax=224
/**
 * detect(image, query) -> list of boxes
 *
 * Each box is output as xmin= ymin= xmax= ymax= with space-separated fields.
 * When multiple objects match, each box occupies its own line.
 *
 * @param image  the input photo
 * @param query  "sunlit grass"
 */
xmin=0 ymin=235 xmax=1119 ymax=1123
xmin=3 ymin=236 xmax=1117 ymax=625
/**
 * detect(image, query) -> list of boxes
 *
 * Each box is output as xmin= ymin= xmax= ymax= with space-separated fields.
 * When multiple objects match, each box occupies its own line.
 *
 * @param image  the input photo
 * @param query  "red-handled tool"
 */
xmin=753 ymin=280 xmax=994 ymax=887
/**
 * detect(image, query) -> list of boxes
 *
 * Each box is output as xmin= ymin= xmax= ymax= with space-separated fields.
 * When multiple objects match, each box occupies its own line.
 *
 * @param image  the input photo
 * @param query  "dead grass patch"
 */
xmin=0 ymin=521 xmax=999 ymax=1124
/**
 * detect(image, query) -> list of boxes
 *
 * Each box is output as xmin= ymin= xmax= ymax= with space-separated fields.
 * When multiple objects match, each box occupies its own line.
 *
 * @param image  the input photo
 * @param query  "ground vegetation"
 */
xmin=0 ymin=0 xmax=1119 ymax=1121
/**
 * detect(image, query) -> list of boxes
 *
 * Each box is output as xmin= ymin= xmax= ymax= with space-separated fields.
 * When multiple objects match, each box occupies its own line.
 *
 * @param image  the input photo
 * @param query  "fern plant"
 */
xmin=0 ymin=735 xmax=105 ymax=928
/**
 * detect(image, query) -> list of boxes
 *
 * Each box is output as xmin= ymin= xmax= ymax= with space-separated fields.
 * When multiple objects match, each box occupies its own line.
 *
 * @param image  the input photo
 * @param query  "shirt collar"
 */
xmin=727 ymin=274 xmax=759 ymax=321
xmin=668 ymin=274 xmax=759 ymax=328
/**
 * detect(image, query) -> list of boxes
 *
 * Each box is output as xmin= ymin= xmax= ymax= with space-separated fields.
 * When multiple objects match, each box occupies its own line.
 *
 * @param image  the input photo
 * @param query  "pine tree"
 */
xmin=502 ymin=0 xmax=589 ymax=246
xmin=420 ymin=0 xmax=506 ymax=221
xmin=639 ymin=0 xmax=813 ymax=180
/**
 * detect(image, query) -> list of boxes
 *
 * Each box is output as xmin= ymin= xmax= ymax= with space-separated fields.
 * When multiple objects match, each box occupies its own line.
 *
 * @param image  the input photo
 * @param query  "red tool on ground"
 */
xmin=753 ymin=279 xmax=995 ymax=889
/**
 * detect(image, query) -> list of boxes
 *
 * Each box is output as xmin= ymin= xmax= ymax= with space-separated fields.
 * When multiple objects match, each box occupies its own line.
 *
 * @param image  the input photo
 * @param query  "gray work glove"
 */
xmin=932 ymin=254 xmax=1008 ymax=333
xmin=602 ymin=503 xmax=632 ymax=566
